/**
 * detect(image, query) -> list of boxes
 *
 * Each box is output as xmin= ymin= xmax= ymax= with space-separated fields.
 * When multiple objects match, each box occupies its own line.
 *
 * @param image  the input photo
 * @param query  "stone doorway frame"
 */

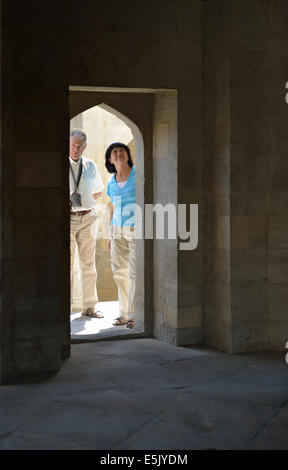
xmin=68 ymin=85 xmax=178 ymax=345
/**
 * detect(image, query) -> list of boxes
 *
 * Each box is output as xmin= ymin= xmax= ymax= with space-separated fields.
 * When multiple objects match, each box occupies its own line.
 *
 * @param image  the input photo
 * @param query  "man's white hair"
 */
xmin=70 ymin=129 xmax=87 ymax=144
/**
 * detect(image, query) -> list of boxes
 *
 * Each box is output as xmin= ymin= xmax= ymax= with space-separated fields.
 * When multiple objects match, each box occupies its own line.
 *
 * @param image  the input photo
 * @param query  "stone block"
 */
xmin=14 ymin=297 xmax=60 ymax=340
xmin=231 ymin=159 xmax=247 ymax=193
xmin=231 ymin=282 xmax=268 ymax=322
xmin=231 ymin=215 xmax=268 ymax=249
xmin=231 ymin=216 xmax=249 ymax=249
xmin=164 ymin=278 xmax=177 ymax=309
xmin=153 ymin=157 xmax=177 ymax=202
xmin=95 ymin=247 xmax=111 ymax=268
xmin=179 ymin=160 xmax=202 ymax=190
xmin=164 ymin=305 xmax=202 ymax=330
xmin=96 ymin=268 xmax=106 ymax=289
xmin=36 ymin=256 xmax=62 ymax=297
xmin=178 ymin=280 xmax=202 ymax=309
xmin=204 ymin=215 xmax=230 ymax=250
xmin=15 ymin=78 xmax=43 ymax=114
xmin=15 ymin=111 xmax=43 ymax=150
xmin=176 ymin=326 xmax=203 ymax=346
xmin=246 ymin=157 xmax=268 ymax=193
xmin=248 ymin=215 xmax=268 ymax=248
xmin=231 ymin=47 xmax=266 ymax=88
xmin=98 ymin=289 xmax=118 ymax=302
xmin=268 ymin=157 xmax=288 ymax=192
xmin=231 ymin=320 xmax=270 ymax=353
xmin=204 ymin=317 xmax=232 ymax=353
xmin=268 ymin=249 xmax=288 ymax=284
xmin=164 ymin=240 xmax=177 ymax=278
xmin=153 ymin=91 xmax=177 ymax=123
xmin=14 ymin=189 xmax=63 ymax=218
xmin=13 ymin=30 xmax=41 ymax=75
xmin=43 ymin=109 xmax=67 ymax=150
xmin=203 ymin=124 xmax=230 ymax=161
xmin=15 ymin=152 xmax=62 ymax=187
xmin=230 ymin=189 xmax=246 ymax=215
xmin=203 ymin=157 xmax=230 ymax=194
xmin=179 ymin=248 xmax=203 ymax=282
xmin=231 ymin=249 xmax=267 ymax=284
xmin=2 ymin=218 xmax=14 ymax=259
xmin=204 ymin=193 xmax=230 ymax=216
xmin=3 ymin=258 xmax=37 ymax=299
xmin=103 ymin=267 xmax=116 ymax=287
xmin=164 ymin=304 xmax=177 ymax=329
xmin=1 ymin=299 xmax=15 ymax=341
xmin=178 ymin=306 xmax=203 ymax=329
xmin=269 ymin=191 xmax=288 ymax=215
xmin=204 ymin=249 xmax=230 ymax=284
xmin=153 ymin=239 xmax=165 ymax=315
xmin=246 ymin=191 xmax=269 ymax=215
xmin=268 ymin=285 xmax=288 ymax=322
xmin=203 ymin=281 xmax=231 ymax=324
xmin=269 ymin=216 xmax=288 ymax=249
xmin=42 ymin=33 xmax=65 ymax=81
xmin=14 ymin=217 xmax=62 ymax=257
xmin=153 ymin=124 xmax=169 ymax=159
xmin=13 ymin=337 xmax=60 ymax=375
xmin=269 ymin=321 xmax=288 ymax=351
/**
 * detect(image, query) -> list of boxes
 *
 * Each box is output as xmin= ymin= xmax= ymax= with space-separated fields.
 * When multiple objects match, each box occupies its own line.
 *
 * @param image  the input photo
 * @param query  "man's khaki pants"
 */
xmin=111 ymin=226 xmax=136 ymax=321
xmin=70 ymin=213 xmax=98 ymax=310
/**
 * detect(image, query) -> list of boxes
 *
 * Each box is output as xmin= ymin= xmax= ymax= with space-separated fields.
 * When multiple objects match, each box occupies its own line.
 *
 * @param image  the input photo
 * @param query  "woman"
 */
xmin=105 ymin=142 xmax=136 ymax=329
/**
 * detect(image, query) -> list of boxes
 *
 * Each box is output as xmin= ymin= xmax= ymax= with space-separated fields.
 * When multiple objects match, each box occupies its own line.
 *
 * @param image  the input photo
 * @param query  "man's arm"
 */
xmin=93 ymin=191 xmax=102 ymax=200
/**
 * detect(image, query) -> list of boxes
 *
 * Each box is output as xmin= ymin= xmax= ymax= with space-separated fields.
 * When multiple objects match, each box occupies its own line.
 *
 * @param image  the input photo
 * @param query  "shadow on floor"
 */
xmin=1 ymin=338 xmax=288 ymax=450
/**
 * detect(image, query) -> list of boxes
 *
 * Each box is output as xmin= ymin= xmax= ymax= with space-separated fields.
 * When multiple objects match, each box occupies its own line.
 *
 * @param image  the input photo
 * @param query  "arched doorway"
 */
xmin=69 ymin=102 xmax=145 ymax=341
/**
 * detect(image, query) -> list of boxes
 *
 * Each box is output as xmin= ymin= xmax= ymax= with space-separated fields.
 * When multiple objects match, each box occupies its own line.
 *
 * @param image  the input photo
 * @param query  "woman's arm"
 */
xmin=107 ymin=201 xmax=114 ymax=250
xmin=109 ymin=202 xmax=114 ymax=222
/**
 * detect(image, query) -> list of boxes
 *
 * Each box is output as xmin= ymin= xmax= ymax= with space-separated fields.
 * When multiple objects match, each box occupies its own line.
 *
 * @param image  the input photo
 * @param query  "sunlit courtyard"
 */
xmin=70 ymin=301 xmax=142 ymax=340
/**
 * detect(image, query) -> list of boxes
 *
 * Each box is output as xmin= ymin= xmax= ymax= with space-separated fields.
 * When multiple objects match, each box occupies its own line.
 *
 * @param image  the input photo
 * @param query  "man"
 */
xmin=69 ymin=129 xmax=104 ymax=318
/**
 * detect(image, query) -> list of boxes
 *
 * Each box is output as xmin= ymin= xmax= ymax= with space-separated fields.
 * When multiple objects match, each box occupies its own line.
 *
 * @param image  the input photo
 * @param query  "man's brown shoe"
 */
xmin=82 ymin=307 xmax=104 ymax=318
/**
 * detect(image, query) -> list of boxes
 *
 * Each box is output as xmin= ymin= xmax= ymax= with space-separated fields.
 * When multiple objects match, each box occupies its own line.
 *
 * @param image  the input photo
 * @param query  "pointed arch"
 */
xmin=97 ymin=102 xmax=144 ymax=214
xmin=70 ymin=101 xmax=145 ymax=339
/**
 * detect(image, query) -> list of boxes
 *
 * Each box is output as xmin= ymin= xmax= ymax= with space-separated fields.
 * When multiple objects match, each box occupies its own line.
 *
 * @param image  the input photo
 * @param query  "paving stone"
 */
xmin=1 ymin=339 xmax=287 ymax=450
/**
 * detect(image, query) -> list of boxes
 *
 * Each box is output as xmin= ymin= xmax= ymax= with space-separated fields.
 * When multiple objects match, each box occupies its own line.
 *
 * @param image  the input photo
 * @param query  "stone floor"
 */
xmin=71 ymin=301 xmax=144 ymax=341
xmin=1 ymin=338 xmax=288 ymax=450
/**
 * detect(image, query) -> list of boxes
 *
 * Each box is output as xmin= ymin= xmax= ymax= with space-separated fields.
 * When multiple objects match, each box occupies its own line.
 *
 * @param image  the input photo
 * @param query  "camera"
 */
xmin=70 ymin=192 xmax=82 ymax=208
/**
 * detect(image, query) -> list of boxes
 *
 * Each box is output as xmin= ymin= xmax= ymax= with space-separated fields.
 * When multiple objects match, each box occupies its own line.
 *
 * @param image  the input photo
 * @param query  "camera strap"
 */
xmin=69 ymin=158 xmax=83 ymax=193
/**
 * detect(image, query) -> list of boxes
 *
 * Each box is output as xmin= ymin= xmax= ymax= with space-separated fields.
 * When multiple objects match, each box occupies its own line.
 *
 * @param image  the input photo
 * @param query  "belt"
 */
xmin=70 ymin=209 xmax=92 ymax=216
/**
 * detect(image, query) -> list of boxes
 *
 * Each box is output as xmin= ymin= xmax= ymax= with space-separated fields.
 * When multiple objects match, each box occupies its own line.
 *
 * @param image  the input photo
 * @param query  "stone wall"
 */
xmin=203 ymin=0 xmax=288 ymax=352
xmin=1 ymin=1 xmax=70 ymax=381
xmin=153 ymin=91 xmax=178 ymax=343
xmin=203 ymin=0 xmax=232 ymax=352
xmin=1 ymin=0 xmax=288 ymax=381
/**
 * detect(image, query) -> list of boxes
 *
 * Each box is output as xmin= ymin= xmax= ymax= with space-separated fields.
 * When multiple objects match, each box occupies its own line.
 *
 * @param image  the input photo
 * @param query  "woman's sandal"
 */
xmin=112 ymin=317 xmax=127 ymax=326
xmin=126 ymin=319 xmax=134 ymax=329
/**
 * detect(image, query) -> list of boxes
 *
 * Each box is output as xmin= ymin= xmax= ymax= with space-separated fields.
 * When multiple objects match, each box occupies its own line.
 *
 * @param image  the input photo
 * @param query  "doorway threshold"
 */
xmin=70 ymin=301 xmax=144 ymax=343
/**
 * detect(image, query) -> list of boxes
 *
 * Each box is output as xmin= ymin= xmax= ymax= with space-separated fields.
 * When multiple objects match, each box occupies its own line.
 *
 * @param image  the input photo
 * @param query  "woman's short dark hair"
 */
xmin=105 ymin=142 xmax=134 ymax=173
